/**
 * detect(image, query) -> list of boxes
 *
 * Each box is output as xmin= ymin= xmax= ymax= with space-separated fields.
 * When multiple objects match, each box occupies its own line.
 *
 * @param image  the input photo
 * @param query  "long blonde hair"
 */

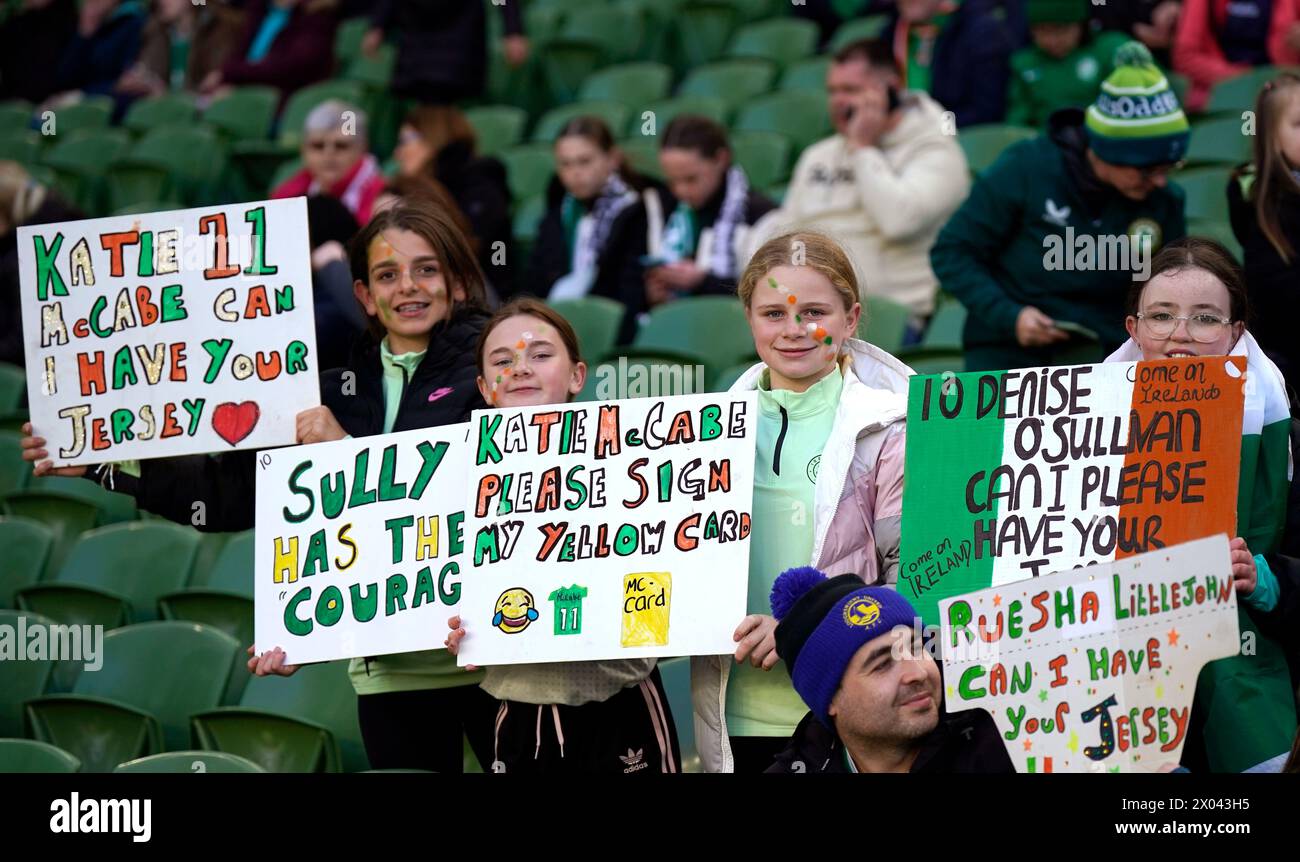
xmin=737 ymin=230 xmax=861 ymax=314
xmin=1245 ymin=73 xmax=1300 ymax=263
xmin=0 ymin=161 xmax=47 ymax=229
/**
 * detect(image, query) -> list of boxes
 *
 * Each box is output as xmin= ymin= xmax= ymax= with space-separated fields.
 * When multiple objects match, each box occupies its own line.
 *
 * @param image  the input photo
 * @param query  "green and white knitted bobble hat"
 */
xmin=1085 ymin=41 xmax=1190 ymax=167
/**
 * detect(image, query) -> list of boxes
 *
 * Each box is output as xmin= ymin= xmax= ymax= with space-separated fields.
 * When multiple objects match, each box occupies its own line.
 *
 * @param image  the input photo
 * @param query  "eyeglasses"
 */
xmin=307 ymin=139 xmax=357 ymax=153
xmin=1135 ymin=311 xmax=1232 ymax=341
xmin=1137 ymin=160 xmax=1186 ymax=180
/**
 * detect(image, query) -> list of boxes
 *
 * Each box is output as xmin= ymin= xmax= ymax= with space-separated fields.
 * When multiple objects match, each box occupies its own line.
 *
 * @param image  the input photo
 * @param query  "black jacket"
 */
xmin=98 ymin=309 xmax=490 ymax=532
xmin=766 ymin=708 xmax=1016 ymax=774
xmin=1228 ymin=170 xmax=1300 ymax=388
xmin=1257 ymin=552 xmax=1300 ymax=691
xmin=885 ymin=0 xmax=1015 ymax=128
xmin=371 ymin=0 xmax=522 ymax=103
xmin=598 ymin=181 xmax=776 ymax=344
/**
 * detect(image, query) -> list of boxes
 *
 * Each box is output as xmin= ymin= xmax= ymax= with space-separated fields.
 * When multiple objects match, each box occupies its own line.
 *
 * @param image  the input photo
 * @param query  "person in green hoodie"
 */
xmin=932 ymin=41 xmax=1189 ymax=372
xmin=1007 ymin=0 xmax=1131 ymax=128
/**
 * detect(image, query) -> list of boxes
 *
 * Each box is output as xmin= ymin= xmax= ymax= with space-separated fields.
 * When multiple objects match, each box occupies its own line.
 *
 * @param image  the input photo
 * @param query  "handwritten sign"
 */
xmin=900 ymin=358 xmax=1245 ymax=624
xmin=939 ymin=535 xmax=1241 ymax=773
xmin=18 ymin=198 xmax=318 ymax=466
xmin=253 ymin=424 xmax=468 ymax=665
xmin=458 ymin=393 xmax=757 ymax=665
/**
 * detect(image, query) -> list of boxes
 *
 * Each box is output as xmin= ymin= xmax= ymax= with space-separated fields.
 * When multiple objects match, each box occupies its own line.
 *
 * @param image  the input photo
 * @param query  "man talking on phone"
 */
xmin=752 ymin=38 xmax=970 ymax=342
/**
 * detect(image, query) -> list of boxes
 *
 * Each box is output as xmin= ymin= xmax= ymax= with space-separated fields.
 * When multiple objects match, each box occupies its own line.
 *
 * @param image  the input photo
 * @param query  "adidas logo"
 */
xmin=619 ymin=748 xmax=648 ymax=773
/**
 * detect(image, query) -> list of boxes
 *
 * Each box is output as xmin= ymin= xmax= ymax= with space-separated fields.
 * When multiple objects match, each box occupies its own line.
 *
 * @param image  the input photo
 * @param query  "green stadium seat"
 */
xmin=523 ymin=3 xmax=567 ymax=45
xmin=549 ymin=296 xmax=626 ymax=364
xmin=1189 ymin=218 xmax=1244 ymax=264
xmin=1175 ymin=167 xmax=1233 ymax=222
xmin=959 ymin=124 xmax=1037 ymax=175
xmin=0 ymin=131 xmax=42 ymax=166
xmin=158 ymin=531 xmax=254 ymax=644
xmin=0 ymin=739 xmax=80 ymax=773
xmin=539 ymin=38 xmax=607 ymax=104
xmin=269 ymin=156 xmax=304 ymax=191
xmin=16 ymin=522 xmax=201 ymax=629
xmin=578 ymin=354 xmax=708 ymax=401
xmin=204 ymin=86 xmax=279 ymax=143
xmin=115 ymin=750 xmax=267 ymax=773
xmin=111 ymin=200 xmax=177 ymax=216
xmin=513 ymin=194 xmax=547 ymax=248
xmin=0 ymin=100 xmax=33 ymax=131
xmin=0 ymin=362 xmax=23 ymax=411
xmin=734 ymin=92 xmax=832 ymax=152
xmin=562 ymin=6 xmax=643 ymax=62
xmin=185 ymin=531 xmax=235 ymax=588
xmin=672 ymin=1 xmax=739 ymax=71
xmin=638 ymin=95 xmax=731 ymax=136
xmin=0 ymin=495 xmax=100 ymax=576
xmin=619 ymin=137 xmax=662 ymax=181
xmin=42 ymin=128 xmax=131 ymax=213
xmin=679 ymin=59 xmax=777 ymax=112
xmin=921 ymin=299 xmax=967 ymax=350
xmin=710 ymin=360 xmax=757 ymax=392
xmin=1205 ymin=67 xmax=1285 ymax=115
xmin=191 ymin=530 xmax=252 ymax=589
xmin=465 ymin=105 xmax=528 ymax=156
xmin=579 ymin=62 xmax=673 ymax=111
xmin=25 ymin=474 xmax=137 ymax=524
xmin=894 ymin=346 xmax=965 ymax=375
xmin=858 ymin=295 xmax=912 ymax=354
xmin=501 ymin=144 xmax=554 ymax=202
xmin=780 ymin=57 xmax=831 ymax=94
xmin=0 ymin=609 xmax=58 ymax=736
xmin=47 ymin=97 xmax=113 ymax=137
xmin=730 ymin=129 xmax=792 ymax=188
xmin=26 ymin=621 xmax=239 ymax=771
xmin=122 ymin=93 xmax=195 ymax=136
xmin=107 ymin=124 xmax=224 ymax=210
xmin=631 ymin=296 xmax=757 ymax=372
xmin=532 ymin=101 xmax=631 ymax=143
xmin=343 ymin=42 xmax=396 ymax=92
xmin=829 ymin=14 xmax=891 ymax=51
xmin=0 ymin=517 xmax=53 ymax=607
xmin=335 ymin=16 xmax=373 ymax=64
xmin=192 ymin=660 xmax=365 ymax=772
xmin=726 ymin=17 xmax=818 ymax=71
xmin=1184 ymin=117 xmax=1252 ymax=167
xmin=0 ymin=430 xmax=29 ymax=498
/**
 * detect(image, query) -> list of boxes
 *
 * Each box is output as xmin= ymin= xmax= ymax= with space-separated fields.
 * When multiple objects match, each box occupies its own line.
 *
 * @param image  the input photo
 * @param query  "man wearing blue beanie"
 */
xmin=764 ymin=567 xmax=1013 ymax=773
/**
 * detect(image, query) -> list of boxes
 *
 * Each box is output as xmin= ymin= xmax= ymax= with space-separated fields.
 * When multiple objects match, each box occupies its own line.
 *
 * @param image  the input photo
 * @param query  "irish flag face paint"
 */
xmin=900 ymin=357 xmax=1247 ymax=625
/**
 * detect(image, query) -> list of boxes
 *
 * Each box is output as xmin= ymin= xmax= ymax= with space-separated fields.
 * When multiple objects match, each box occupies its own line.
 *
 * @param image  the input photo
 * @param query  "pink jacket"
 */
xmin=1174 ymin=0 xmax=1300 ymax=111
xmin=690 ymin=339 xmax=911 ymax=772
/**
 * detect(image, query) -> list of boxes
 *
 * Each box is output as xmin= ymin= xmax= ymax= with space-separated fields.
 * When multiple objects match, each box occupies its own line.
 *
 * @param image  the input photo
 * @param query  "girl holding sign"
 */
xmin=22 ymin=201 xmax=499 ymax=774
xmin=695 ymin=231 xmax=912 ymax=773
xmin=1107 ymin=236 xmax=1298 ymax=773
xmin=444 ymin=297 xmax=682 ymax=774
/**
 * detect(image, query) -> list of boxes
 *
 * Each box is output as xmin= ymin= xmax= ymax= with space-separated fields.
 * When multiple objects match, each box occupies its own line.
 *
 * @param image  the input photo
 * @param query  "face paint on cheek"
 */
xmin=374 ymin=296 xmax=393 ymax=322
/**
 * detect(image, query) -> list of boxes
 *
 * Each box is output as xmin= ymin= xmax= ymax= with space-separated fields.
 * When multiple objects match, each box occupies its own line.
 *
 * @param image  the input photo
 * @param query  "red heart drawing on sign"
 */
xmin=211 ymin=401 xmax=260 ymax=445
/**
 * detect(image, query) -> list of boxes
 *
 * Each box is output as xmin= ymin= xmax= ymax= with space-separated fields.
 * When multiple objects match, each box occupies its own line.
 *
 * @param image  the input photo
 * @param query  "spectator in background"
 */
xmin=200 ymin=0 xmax=337 ymax=103
xmin=1229 ymin=72 xmax=1300 ymax=386
xmin=1092 ymin=1 xmax=1183 ymax=67
xmin=1007 ymin=0 xmax=1131 ymax=128
xmin=523 ymin=117 xmax=655 ymax=308
xmin=0 ymin=162 xmax=83 ymax=367
xmin=754 ymin=39 xmax=969 ymax=338
xmin=50 ymin=0 xmax=147 ymax=105
xmin=1174 ymin=0 xmax=1300 ymax=112
xmin=272 ymin=100 xmax=386 ymax=225
xmin=363 ymin=0 xmax=528 ymax=104
xmin=117 ymin=0 xmax=245 ymax=97
xmin=932 ymin=42 xmax=1189 ymax=371
xmin=884 ymin=0 xmax=1015 ymax=127
xmin=0 ymin=0 xmax=77 ymax=104
xmin=394 ymin=105 xmax=514 ymax=298
xmin=640 ymin=116 xmax=776 ymax=307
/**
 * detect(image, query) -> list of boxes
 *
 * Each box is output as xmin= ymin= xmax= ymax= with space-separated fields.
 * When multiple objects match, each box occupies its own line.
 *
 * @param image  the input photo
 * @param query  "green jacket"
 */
xmin=931 ymin=109 xmax=1186 ymax=371
xmin=1006 ymin=31 xmax=1130 ymax=128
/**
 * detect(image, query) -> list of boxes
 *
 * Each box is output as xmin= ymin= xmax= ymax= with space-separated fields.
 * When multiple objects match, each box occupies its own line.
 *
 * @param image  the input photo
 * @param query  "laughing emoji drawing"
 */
xmin=493 ymin=588 xmax=539 ymax=634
